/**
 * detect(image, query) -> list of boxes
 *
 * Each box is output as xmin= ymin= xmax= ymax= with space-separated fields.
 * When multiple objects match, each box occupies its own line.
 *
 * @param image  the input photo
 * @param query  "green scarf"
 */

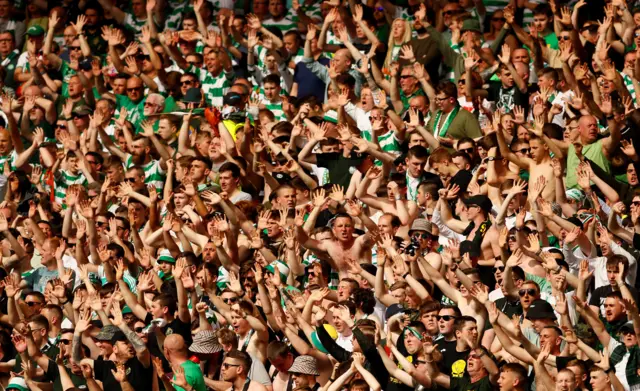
xmin=610 ymin=344 xmax=640 ymax=386
xmin=434 ymin=105 xmax=460 ymax=138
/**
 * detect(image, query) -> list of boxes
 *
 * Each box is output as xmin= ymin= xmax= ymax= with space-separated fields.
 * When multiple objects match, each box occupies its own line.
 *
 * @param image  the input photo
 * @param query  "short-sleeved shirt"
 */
xmin=315 ymin=152 xmax=366 ymax=189
xmin=174 ymin=360 xmax=206 ymax=391
xmin=124 ymin=154 xmax=166 ymax=191
xmin=486 ymin=82 xmax=529 ymax=113
xmin=45 ymin=359 xmax=87 ymax=391
xmin=94 ymin=357 xmax=154 ymax=391
xmin=188 ymin=65 xmax=233 ymax=108
xmin=293 ymin=57 xmax=330 ymax=103
xmin=22 ymin=267 xmax=60 ymax=293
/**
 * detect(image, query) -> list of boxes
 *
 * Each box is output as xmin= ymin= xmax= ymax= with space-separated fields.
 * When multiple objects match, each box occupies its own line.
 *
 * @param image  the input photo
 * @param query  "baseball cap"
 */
xmin=25 ymin=26 xmax=45 ymax=37
xmin=95 ymin=325 xmax=120 ymax=342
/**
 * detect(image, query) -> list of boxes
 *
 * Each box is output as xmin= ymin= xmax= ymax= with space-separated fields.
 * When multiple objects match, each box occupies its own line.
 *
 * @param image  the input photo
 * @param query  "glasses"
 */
xmin=144 ymin=101 xmax=159 ymax=107
xmin=127 ymin=87 xmax=143 ymax=92
xmin=70 ymin=46 xmax=82 ymax=51
xmin=508 ymin=235 xmax=516 ymax=241
xmin=56 ymin=123 xmax=67 ymax=129
xmin=516 ymin=148 xmax=530 ymax=154
xmin=635 ymin=31 xmax=640 ymax=37
xmin=180 ymin=80 xmax=194 ymax=86
xmin=222 ymin=363 xmax=241 ymax=369
xmin=134 ymin=327 xmax=145 ymax=333
xmin=435 ymin=96 xmax=450 ymax=102
xmin=400 ymin=75 xmax=415 ymax=79
xmin=96 ymin=221 xmax=108 ymax=228
xmin=558 ymin=36 xmax=571 ymax=41
xmin=458 ymin=79 xmax=466 ymax=84
xmin=518 ymin=288 xmax=537 ymax=297
xmin=59 ymin=339 xmax=71 ymax=345
xmin=492 ymin=17 xmax=505 ymax=21
xmin=494 ymin=266 xmax=505 ymax=272
xmin=459 ymin=147 xmax=474 ymax=154
xmin=308 ymin=271 xmax=316 ymax=277
xmin=443 ymin=10 xmax=458 ymax=15
xmin=437 ymin=315 xmax=456 ymax=321
xmin=631 ymin=201 xmax=640 ymax=206
xmin=125 ymin=177 xmax=136 ymax=183
xmin=26 ymin=301 xmax=43 ymax=307
xmin=223 ymin=297 xmax=238 ymax=304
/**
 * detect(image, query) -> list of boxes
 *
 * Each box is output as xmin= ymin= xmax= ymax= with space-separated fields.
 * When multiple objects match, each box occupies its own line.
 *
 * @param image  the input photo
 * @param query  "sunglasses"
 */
xmin=458 ymin=79 xmax=466 ymax=84
xmin=308 ymin=271 xmax=316 ymax=277
xmin=459 ymin=147 xmax=474 ymax=154
xmin=59 ymin=339 xmax=71 ymax=345
xmin=134 ymin=327 xmax=145 ymax=333
xmin=444 ymin=10 xmax=458 ymax=15
xmin=492 ymin=17 xmax=505 ymax=21
xmin=127 ymin=87 xmax=143 ymax=92
xmin=631 ymin=201 xmax=640 ymax=207
xmin=412 ymin=232 xmax=431 ymax=240
xmin=56 ymin=123 xmax=67 ymax=129
xmin=516 ymin=148 xmax=530 ymax=154
xmin=222 ymin=363 xmax=241 ymax=369
xmin=124 ymin=178 xmax=136 ymax=183
xmin=518 ymin=288 xmax=537 ymax=297
xmin=437 ymin=315 xmax=456 ymax=321
xmin=223 ymin=297 xmax=238 ymax=304
xmin=400 ymin=75 xmax=415 ymax=79
xmin=180 ymin=80 xmax=194 ymax=86
xmin=26 ymin=301 xmax=43 ymax=307
xmin=96 ymin=221 xmax=108 ymax=228
xmin=508 ymin=235 xmax=517 ymax=241
xmin=558 ymin=36 xmax=571 ymax=41
xmin=494 ymin=266 xmax=505 ymax=272
xmin=70 ymin=46 xmax=82 ymax=51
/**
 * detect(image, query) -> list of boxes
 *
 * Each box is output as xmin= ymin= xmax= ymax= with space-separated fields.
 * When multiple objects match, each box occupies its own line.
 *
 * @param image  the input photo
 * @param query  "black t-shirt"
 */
xmin=94 ymin=357 xmax=154 ymax=391
xmin=494 ymin=296 xmax=523 ymax=319
xmin=440 ymin=345 xmax=470 ymax=379
xmin=450 ymin=374 xmax=493 ymax=391
xmin=45 ymin=359 xmax=87 ymax=391
xmin=144 ymin=313 xmax=193 ymax=346
xmin=487 ymin=81 xmax=529 ymax=113
xmin=589 ymin=284 xmax=640 ymax=311
xmin=315 ymin=152 xmax=366 ymax=189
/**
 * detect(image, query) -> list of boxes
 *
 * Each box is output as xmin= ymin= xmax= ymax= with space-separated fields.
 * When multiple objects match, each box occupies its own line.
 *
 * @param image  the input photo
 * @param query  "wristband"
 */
xmin=402 ymin=272 xmax=410 ymax=279
xmin=395 ymin=195 xmax=402 ymax=201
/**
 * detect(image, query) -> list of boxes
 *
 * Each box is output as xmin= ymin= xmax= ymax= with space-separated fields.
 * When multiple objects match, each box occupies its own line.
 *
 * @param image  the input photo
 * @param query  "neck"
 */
xmin=44 ymin=261 xmax=58 ymax=271
xmin=472 ymin=215 xmax=486 ymax=225
xmin=470 ymin=371 xmax=486 ymax=383
xmin=49 ymin=326 xmax=60 ymax=337
xmin=171 ymin=356 xmax=188 ymax=367
xmin=233 ymin=376 xmax=248 ymax=389
xmin=455 ymin=340 xmax=468 ymax=351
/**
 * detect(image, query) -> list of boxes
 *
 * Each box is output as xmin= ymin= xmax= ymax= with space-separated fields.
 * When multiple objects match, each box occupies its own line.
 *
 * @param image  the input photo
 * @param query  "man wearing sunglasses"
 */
xmin=29 ymin=327 xmax=87 ymax=390
xmin=221 ymin=350 xmax=267 ymax=391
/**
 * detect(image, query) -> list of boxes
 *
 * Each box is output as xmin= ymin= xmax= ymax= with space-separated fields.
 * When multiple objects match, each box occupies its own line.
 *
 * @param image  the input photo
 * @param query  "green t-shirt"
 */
xmin=173 ymin=360 xmax=206 ymax=391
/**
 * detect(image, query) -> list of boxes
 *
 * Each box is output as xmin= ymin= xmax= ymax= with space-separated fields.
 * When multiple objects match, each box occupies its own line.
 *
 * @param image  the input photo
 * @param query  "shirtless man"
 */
xmin=440 ymin=193 xmax=501 ymax=265
xmin=496 ymin=119 xmax=556 ymax=202
xmin=296 ymin=213 xmax=375 ymax=278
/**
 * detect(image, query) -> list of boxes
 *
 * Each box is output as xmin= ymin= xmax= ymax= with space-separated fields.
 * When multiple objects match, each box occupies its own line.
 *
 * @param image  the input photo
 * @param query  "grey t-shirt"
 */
xmin=248 ymin=352 xmax=271 ymax=386
xmin=23 ymin=267 xmax=59 ymax=293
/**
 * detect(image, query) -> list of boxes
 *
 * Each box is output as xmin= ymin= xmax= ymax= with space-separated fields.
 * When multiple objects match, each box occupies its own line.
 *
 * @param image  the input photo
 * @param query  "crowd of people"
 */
xmin=0 ymin=0 xmax=638 ymax=390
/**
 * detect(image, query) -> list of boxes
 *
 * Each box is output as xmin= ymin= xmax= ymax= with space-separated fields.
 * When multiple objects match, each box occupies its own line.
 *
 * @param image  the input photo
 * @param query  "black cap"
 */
xmin=110 ymin=330 xmax=129 ymax=344
xmin=463 ymin=195 xmax=492 ymax=213
xmin=385 ymin=303 xmax=405 ymax=319
xmin=223 ymin=92 xmax=243 ymax=106
xmin=525 ymin=299 xmax=557 ymax=320
xmin=182 ymin=88 xmax=202 ymax=103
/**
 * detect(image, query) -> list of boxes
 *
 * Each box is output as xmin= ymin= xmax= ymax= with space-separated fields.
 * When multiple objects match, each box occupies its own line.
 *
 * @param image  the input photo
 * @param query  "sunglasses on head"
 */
xmin=518 ymin=288 xmax=537 ymax=297
xmin=437 ymin=315 xmax=456 ymax=321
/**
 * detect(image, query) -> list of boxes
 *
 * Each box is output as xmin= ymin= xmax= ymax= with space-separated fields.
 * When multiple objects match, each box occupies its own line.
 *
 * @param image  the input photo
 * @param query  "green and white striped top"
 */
xmin=188 ymin=65 xmax=233 ymax=108
xmin=0 ymin=150 xmax=18 ymax=172
xmin=262 ymin=99 xmax=287 ymax=122
xmin=123 ymin=13 xmax=153 ymax=36
xmin=263 ymin=15 xmax=298 ymax=34
xmin=124 ymin=154 xmax=166 ymax=191
xmin=288 ymin=2 xmax=322 ymax=23
xmin=621 ymin=71 xmax=637 ymax=105
xmin=54 ymin=170 xmax=88 ymax=205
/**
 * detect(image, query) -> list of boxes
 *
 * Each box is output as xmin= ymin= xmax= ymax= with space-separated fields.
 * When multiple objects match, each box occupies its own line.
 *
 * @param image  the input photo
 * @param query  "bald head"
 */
xmin=165 ymin=334 xmax=187 ymax=356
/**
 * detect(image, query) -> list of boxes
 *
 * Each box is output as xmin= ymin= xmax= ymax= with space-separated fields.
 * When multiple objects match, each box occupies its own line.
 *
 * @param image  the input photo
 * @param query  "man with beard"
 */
xmin=103 ymin=133 xmax=167 ymax=192
xmin=73 ymin=305 xmax=153 ymax=391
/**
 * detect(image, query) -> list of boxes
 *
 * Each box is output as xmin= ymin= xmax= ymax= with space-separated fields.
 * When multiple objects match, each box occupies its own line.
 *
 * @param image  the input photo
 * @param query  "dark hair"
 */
xmin=267 ymin=341 xmax=292 ymax=361
xmin=453 ymin=316 xmax=477 ymax=334
xmin=219 ymin=162 xmax=241 ymax=178
xmin=263 ymin=73 xmax=281 ymax=87
xmin=352 ymin=288 xmax=375 ymax=315
xmin=226 ymin=350 xmax=252 ymax=374
xmin=436 ymin=81 xmax=457 ymax=98
xmin=27 ymin=314 xmax=50 ymax=333
xmin=406 ymin=145 xmax=429 ymax=160
xmin=153 ymin=293 xmax=178 ymax=314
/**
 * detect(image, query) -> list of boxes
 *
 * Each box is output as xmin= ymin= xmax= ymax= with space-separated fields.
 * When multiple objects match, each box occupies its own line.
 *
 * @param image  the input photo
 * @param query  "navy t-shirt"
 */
xmin=293 ymin=57 xmax=331 ymax=103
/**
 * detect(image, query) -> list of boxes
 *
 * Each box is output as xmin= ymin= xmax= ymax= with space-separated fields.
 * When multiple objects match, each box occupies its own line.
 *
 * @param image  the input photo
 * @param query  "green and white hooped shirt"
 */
xmin=124 ymin=154 xmax=166 ymax=191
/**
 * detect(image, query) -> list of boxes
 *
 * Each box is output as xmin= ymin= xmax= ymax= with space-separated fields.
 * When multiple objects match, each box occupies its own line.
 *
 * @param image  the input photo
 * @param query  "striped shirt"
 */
xmin=189 ymin=65 xmax=233 ymax=108
xmin=54 ymin=170 xmax=88 ymax=205
xmin=263 ymin=15 xmax=298 ymax=34
xmin=621 ymin=71 xmax=637 ymax=105
xmin=262 ymin=99 xmax=287 ymax=122
xmin=0 ymin=150 xmax=18 ymax=172
xmin=124 ymin=154 xmax=166 ymax=191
